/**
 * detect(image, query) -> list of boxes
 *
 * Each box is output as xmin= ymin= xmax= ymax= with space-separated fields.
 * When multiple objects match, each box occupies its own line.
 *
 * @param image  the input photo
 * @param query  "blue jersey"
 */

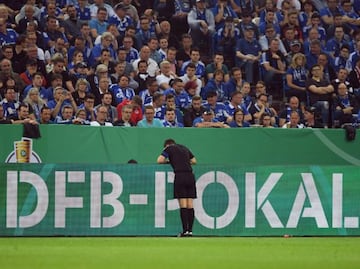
xmin=180 ymin=60 xmax=206 ymax=78
xmin=236 ymin=37 xmax=261 ymax=57
xmin=108 ymin=15 xmax=133 ymax=35
xmin=202 ymin=79 xmax=228 ymax=102
xmin=193 ymin=116 xmax=219 ymax=127
xmin=91 ymin=44 xmax=117 ymax=61
xmin=162 ymin=120 xmax=184 ymax=128
xmin=154 ymin=105 xmax=166 ymax=120
xmin=164 ymin=88 xmax=190 ymax=110
xmin=1 ymin=100 xmax=19 ymax=119
xmin=0 ymin=29 xmax=18 ymax=46
xmin=229 ymin=120 xmax=250 ymax=128
xmin=109 ymin=85 xmax=135 ymax=105
xmin=212 ymin=4 xmax=238 ymax=31
xmin=23 ymin=86 xmax=53 ymax=102
xmin=285 ymin=66 xmax=307 ymax=90
xmin=225 ymin=102 xmax=250 ymax=117
xmin=203 ymin=102 xmax=230 ymax=123
xmin=76 ymin=6 xmax=91 ymax=21
xmin=121 ymin=47 xmax=139 ymax=63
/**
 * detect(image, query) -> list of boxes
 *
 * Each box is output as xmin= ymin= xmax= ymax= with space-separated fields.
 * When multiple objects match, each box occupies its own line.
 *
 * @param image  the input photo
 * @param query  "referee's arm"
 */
xmin=157 ymin=155 xmax=168 ymax=164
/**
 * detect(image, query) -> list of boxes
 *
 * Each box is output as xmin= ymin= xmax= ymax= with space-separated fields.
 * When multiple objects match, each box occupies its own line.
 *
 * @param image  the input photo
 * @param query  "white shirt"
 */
xmin=90 ymin=121 xmax=113 ymax=126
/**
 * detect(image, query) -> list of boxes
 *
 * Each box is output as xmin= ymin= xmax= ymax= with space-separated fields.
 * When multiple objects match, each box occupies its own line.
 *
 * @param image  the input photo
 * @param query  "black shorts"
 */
xmin=174 ymin=172 xmax=197 ymax=199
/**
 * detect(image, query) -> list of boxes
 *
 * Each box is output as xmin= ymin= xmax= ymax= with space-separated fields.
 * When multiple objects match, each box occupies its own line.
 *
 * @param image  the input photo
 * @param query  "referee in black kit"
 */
xmin=157 ymin=138 xmax=197 ymax=237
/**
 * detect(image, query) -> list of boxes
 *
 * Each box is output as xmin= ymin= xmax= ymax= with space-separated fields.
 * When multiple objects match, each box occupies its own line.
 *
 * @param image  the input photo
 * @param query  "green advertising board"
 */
xmin=1 ymin=125 xmax=360 ymax=165
xmin=1 ymin=164 xmax=359 ymax=236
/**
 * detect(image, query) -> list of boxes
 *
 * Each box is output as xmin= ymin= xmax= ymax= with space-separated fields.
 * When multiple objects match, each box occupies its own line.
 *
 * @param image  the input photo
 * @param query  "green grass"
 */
xmin=1 ymin=237 xmax=359 ymax=269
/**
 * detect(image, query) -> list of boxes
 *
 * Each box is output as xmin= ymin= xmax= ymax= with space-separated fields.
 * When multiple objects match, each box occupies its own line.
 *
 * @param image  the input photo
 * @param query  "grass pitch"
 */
xmin=1 ymin=237 xmax=359 ymax=269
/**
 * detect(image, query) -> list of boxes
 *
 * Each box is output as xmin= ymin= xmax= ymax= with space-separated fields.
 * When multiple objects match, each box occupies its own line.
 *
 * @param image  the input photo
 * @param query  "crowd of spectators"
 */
xmin=1 ymin=0 xmax=360 ymax=128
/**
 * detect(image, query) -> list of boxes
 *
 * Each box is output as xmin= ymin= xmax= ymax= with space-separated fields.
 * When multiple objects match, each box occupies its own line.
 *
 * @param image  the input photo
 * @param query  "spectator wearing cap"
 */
xmin=285 ymin=39 xmax=303 ymax=65
xmin=203 ymin=91 xmax=231 ymax=123
xmin=70 ymin=62 xmax=90 ymax=87
xmin=193 ymin=107 xmax=229 ymax=128
xmin=237 ymin=11 xmax=259 ymax=39
xmin=108 ymin=3 xmax=133 ymax=38
xmin=235 ymin=24 xmax=261 ymax=85
xmin=303 ymin=105 xmax=323 ymax=128
xmin=187 ymin=0 xmax=215 ymax=58
xmin=282 ymin=27 xmax=298 ymax=54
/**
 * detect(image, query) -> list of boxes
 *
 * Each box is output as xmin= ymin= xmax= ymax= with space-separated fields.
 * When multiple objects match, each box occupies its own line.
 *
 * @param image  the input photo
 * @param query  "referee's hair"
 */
xmin=164 ymin=138 xmax=176 ymax=147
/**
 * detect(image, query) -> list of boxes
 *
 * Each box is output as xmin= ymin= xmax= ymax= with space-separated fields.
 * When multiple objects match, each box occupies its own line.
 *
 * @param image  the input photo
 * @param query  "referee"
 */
xmin=157 ymin=138 xmax=197 ymax=237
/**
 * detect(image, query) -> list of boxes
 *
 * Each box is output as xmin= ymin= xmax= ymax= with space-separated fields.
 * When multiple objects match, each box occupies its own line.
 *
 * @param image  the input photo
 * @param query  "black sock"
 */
xmin=187 ymin=208 xmax=194 ymax=232
xmin=180 ymin=208 xmax=188 ymax=233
